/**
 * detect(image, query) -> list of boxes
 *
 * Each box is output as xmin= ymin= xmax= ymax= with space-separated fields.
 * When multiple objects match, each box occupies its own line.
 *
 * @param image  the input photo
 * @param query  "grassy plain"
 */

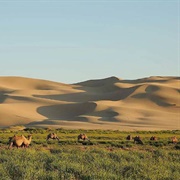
xmin=0 ymin=128 xmax=179 ymax=180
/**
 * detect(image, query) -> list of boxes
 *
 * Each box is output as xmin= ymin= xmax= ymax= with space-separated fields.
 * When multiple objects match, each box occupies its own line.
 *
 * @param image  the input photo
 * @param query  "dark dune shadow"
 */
xmin=27 ymin=118 xmax=90 ymax=126
xmin=118 ymin=76 xmax=179 ymax=84
xmin=90 ymin=109 xmax=119 ymax=122
xmin=73 ymin=76 xmax=120 ymax=87
xmin=28 ymin=101 xmax=120 ymax=126
xmin=145 ymin=85 xmax=160 ymax=93
xmin=173 ymin=77 xmax=180 ymax=80
xmin=132 ymin=93 xmax=175 ymax=107
xmin=33 ymin=76 xmax=175 ymax=103
xmin=131 ymin=84 xmax=177 ymax=107
xmin=73 ymin=76 xmax=180 ymax=87
xmin=150 ymin=96 xmax=176 ymax=107
xmin=0 ymin=93 xmax=38 ymax=103
xmin=10 ymin=96 xmax=38 ymax=102
xmin=28 ymin=102 xmax=97 ymax=126
xmin=0 ymin=94 xmax=8 ymax=103
xmin=36 ymin=102 xmax=97 ymax=120
xmin=33 ymin=85 xmax=140 ymax=102
xmin=91 ymin=109 xmax=119 ymax=122
xmin=0 ymin=90 xmax=14 ymax=103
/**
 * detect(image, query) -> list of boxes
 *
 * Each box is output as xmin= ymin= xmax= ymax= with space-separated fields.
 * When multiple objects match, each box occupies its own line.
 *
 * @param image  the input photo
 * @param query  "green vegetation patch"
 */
xmin=0 ymin=129 xmax=179 ymax=180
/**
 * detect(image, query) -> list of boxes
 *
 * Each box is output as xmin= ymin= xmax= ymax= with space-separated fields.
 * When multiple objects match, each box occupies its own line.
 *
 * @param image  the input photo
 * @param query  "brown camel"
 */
xmin=23 ymin=135 xmax=32 ymax=147
xmin=46 ymin=133 xmax=60 ymax=141
xmin=126 ymin=135 xmax=132 ymax=140
xmin=171 ymin=136 xmax=178 ymax=143
xmin=150 ymin=136 xmax=157 ymax=141
xmin=8 ymin=135 xmax=32 ymax=149
xmin=133 ymin=136 xmax=143 ymax=144
xmin=77 ymin=133 xmax=89 ymax=141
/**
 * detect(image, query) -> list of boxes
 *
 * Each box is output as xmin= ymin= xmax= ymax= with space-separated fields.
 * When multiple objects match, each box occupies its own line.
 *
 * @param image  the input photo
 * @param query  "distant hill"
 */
xmin=0 ymin=76 xmax=179 ymax=130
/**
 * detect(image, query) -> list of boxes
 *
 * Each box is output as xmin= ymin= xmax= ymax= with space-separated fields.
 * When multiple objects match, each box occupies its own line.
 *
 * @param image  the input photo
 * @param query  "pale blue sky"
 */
xmin=0 ymin=0 xmax=179 ymax=84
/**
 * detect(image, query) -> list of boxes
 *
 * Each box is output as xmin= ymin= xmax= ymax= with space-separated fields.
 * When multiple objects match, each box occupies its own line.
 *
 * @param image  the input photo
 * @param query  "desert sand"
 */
xmin=0 ymin=76 xmax=179 ymax=130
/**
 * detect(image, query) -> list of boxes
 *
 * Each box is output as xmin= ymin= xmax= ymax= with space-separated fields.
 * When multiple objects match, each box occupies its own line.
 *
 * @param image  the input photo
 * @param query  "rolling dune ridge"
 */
xmin=0 ymin=76 xmax=179 ymax=130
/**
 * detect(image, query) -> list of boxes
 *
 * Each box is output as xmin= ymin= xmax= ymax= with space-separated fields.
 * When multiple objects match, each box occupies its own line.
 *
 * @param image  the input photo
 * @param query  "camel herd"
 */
xmin=126 ymin=135 xmax=178 ymax=145
xmin=8 ymin=133 xmax=90 ymax=149
xmin=7 ymin=133 xmax=178 ymax=149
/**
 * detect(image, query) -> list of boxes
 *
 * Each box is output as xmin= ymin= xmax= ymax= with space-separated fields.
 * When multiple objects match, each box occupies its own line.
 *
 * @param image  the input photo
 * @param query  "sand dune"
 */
xmin=0 ymin=76 xmax=179 ymax=130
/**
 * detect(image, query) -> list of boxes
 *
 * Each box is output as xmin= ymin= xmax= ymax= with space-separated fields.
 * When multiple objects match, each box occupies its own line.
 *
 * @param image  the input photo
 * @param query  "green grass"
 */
xmin=0 ymin=129 xmax=179 ymax=180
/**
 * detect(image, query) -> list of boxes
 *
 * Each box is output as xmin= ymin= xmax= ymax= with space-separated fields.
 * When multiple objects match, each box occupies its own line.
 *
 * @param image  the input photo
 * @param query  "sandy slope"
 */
xmin=0 ymin=76 xmax=179 ymax=130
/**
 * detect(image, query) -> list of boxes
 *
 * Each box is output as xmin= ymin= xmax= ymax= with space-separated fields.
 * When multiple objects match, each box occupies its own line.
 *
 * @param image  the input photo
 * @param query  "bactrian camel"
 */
xmin=133 ymin=136 xmax=143 ymax=145
xmin=77 ymin=133 xmax=89 ymax=141
xmin=171 ymin=136 xmax=178 ymax=143
xmin=126 ymin=135 xmax=132 ymax=140
xmin=150 ymin=136 xmax=157 ymax=141
xmin=8 ymin=135 xmax=32 ymax=149
xmin=46 ymin=133 xmax=60 ymax=141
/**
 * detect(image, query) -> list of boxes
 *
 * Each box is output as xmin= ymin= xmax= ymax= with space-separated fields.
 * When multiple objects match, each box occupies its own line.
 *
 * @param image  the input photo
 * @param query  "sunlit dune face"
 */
xmin=0 ymin=76 xmax=179 ymax=130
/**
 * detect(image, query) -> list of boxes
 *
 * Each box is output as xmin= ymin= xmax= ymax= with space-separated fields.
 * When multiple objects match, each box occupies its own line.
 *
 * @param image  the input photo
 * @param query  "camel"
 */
xmin=126 ymin=135 xmax=132 ymax=140
xmin=8 ymin=135 xmax=32 ymax=149
xmin=171 ymin=136 xmax=178 ymax=143
xmin=77 ymin=133 xmax=89 ymax=141
xmin=23 ymin=135 xmax=32 ymax=147
xmin=150 ymin=136 xmax=157 ymax=141
xmin=46 ymin=133 xmax=60 ymax=141
xmin=133 ymin=136 xmax=143 ymax=144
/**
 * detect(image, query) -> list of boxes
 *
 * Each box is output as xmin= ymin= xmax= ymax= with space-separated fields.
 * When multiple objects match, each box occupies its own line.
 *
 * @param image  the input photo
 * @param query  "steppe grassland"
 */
xmin=0 ymin=128 xmax=179 ymax=180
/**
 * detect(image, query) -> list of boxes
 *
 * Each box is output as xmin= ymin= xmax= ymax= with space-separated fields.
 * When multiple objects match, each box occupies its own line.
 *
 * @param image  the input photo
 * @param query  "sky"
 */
xmin=0 ymin=0 xmax=179 ymax=84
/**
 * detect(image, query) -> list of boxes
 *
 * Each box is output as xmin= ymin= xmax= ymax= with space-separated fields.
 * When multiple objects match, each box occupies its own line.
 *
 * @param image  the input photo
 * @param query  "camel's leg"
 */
xmin=8 ymin=142 xmax=13 ymax=149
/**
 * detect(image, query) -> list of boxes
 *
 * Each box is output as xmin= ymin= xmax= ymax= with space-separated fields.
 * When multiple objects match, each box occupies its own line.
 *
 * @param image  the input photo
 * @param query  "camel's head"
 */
xmin=150 ymin=136 xmax=156 ymax=140
xmin=126 ymin=135 xmax=132 ymax=140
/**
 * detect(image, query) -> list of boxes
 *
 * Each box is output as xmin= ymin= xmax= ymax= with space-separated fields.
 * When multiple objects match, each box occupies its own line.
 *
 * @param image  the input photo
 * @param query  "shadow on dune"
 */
xmin=28 ymin=102 xmax=97 ymax=126
xmin=37 ymin=102 xmax=97 ymax=120
xmin=32 ymin=76 xmax=179 ymax=103
xmin=132 ymin=93 xmax=175 ymax=107
xmin=0 ymin=94 xmax=8 ymax=103
xmin=28 ymin=101 xmax=120 ymax=126
xmin=73 ymin=76 xmax=180 ymax=86
xmin=90 ymin=109 xmax=120 ymax=122
xmin=33 ymin=85 xmax=140 ymax=102
xmin=131 ymin=85 xmax=177 ymax=107
xmin=74 ymin=76 xmax=120 ymax=87
xmin=119 ymin=76 xmax=179 ymax=84
xmin=29 ymin=76 xmax=180 ymax=127
xmin=10 ymin=96 xmax=38 ymax=102
xmin=0 ymin=90 xmax=14 ymax=103
xmin=0 ymin=93 xmax=37 ymax=103
xmin=145 ymin=85 xmax=160 ymax=93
